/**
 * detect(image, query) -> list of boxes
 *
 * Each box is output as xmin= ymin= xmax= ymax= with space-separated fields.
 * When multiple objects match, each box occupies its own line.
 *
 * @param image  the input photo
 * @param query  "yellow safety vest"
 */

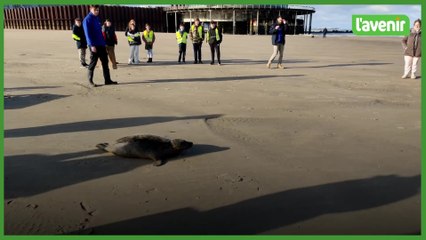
xmin=72 ymin=34 xmax=81 ymax=41
xmin=127 ymin=32 xmax=140 ymax=43
xmin=143 ymin=30 xmax=154 ymax=43
xmin=191 ymin=25 xmax=203 ymax=39
xmin=176 ymin=31 xmax=188 ymax=44
xmin=206 ymin=28 xmax=220 ymax=42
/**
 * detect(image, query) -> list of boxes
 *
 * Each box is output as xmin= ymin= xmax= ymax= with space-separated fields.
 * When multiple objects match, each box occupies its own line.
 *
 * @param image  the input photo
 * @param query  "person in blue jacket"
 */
xmin=267 ymin=16 xmax=287 ymax=69
xmin=83 ymin=5 xmax=117 ymax=87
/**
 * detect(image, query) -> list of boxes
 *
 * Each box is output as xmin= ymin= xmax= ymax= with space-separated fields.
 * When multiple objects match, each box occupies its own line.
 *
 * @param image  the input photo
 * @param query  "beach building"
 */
xmin=165 ymin=5 xmax=315 ymax=35
xmin=4 ymin=4 xmax=315 ymax=35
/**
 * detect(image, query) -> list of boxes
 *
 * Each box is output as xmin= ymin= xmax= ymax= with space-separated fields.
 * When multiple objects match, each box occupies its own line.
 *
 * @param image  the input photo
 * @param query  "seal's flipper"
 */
xmin=96 ymin=143 xmax=110 ymax=152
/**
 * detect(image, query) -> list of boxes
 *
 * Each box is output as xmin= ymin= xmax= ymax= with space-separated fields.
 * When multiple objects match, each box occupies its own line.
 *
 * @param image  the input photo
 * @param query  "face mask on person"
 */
xmin=180 ymin=27 xmax=185 ymax=31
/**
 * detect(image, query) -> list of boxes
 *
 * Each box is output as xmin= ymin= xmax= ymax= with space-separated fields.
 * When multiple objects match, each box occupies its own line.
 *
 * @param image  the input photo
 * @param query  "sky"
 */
xmin=310 ymin=5 xmax=421 ymax=30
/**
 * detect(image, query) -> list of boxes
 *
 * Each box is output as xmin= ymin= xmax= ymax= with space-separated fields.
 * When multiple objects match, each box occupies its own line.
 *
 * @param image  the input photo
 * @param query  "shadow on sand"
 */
xmin=4 ymin=86 xmax=62 ymax=91
xmin=116 ymin=59 xmax=312 ymax=67
xmin=286 ymin=62 xmax=393 ymax=69
xmin=4 ymin=93 xmax=70 ymax=110
xmin=5 ymin=114 xmax=222 ymax=138
xmin=119 ymin=74 xmax=304 ymax=85
xmin=70 ymin=174 xmax=420 ymax=235
xmin=5 ymin=144 xmax=229 ymax=199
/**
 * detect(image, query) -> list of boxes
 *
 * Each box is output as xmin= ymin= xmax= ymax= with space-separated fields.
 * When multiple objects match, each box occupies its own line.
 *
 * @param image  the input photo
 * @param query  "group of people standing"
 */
xmin=178 ymin=18 xmax=223 ymax=65
xmin=71 ymin=5 xmax=421 ymax=87
xmin=125 ymin=19 xmax=156 ymax=64
xmin=71 ymin=5 xmax=226 ymax=87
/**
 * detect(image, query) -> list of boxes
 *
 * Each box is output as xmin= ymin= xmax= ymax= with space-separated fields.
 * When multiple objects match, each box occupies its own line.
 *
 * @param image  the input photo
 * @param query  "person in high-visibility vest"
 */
xmin=190 ymin=18 xmax=204 ymax=64
xmin=206 ymin=21 xmax=223 ymax=65
xmin=142 ymin=23 xmax=156 ymax=63
xmin=125 ymin=19 xmax=139 ymax=35
xmin=176 ymin=23 xmax=188 ymax=63
xmin=125 ymin=23 xmax=141 ymax=64
xmin=72 ymin=17 xmax=88 ymax=68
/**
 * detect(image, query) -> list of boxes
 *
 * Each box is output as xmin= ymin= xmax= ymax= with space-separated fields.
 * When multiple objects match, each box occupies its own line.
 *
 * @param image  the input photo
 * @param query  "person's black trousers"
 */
xmin=209 ymin=42 xmax=221 ymax=64
xmin=193 ymin=42 xmax=202 ymax=63
xmin=88 ymin=45 xmax=111 ymax=83
xmin=179 ymin=43 xmax=187 ymax=62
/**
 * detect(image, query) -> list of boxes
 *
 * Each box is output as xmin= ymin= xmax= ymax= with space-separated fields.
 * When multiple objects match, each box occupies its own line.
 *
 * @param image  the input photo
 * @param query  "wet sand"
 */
xmin=4 ymin=29 xmax=421 ymax=234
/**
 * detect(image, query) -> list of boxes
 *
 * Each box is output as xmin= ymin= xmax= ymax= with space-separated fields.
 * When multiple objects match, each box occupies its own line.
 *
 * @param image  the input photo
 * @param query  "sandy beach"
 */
xmin=4 ymin=29 xmax=421 ymax=234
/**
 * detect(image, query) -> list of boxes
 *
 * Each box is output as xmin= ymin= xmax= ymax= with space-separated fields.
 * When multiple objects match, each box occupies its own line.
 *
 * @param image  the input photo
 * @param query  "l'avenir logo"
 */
xmin=352 ymin=14 xmax=410 ymax=36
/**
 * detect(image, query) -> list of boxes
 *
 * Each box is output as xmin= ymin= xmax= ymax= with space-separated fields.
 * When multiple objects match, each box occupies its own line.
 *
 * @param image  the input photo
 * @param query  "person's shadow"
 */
xmin=4 ymin=93 xmax=70 ymax=110
xmin=5 ymin=114 xmax=223 ymax=138
xmin=5 ymin=144 xmax=229 ymax=199
xmin=71 ymin=174 xmax=420 ymax=235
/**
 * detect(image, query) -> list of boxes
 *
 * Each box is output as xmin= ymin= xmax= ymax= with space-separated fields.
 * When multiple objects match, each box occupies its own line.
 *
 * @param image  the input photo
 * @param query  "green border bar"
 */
xmin=0 ymin=2 xmax=4 ymax=237
xmin=1 ymin=1 xmax=423 ymax=239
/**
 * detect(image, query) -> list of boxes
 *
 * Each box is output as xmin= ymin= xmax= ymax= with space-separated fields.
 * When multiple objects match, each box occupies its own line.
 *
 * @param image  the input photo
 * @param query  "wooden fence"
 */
xmin=3 ymin=5 xmax=166 ymax=32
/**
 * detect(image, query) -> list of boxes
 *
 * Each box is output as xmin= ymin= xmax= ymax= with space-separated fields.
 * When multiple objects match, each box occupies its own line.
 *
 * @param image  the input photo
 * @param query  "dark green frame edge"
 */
xmin=0 ymin=0 xmax=424 ymax=239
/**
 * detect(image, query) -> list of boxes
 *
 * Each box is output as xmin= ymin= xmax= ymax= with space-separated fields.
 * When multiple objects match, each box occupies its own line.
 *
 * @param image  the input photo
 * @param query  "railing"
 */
xmin=3 ymin=5 xmax=166 ymax=32
xmin=166 ymin=5 xmax=315 ymax=12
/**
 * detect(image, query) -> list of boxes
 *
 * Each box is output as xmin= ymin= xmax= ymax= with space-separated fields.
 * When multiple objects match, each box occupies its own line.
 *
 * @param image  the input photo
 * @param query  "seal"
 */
xmin=96 ymin=135 xmax=193 ymax=166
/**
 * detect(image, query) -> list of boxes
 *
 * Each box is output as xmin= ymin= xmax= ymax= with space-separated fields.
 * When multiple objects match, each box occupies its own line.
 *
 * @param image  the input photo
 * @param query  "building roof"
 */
xmin=165 ymin=5 xmax=315 ymax=14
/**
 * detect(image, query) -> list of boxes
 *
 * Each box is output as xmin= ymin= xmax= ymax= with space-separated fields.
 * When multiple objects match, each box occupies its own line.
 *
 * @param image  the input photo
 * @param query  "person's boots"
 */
xmin=87 ymin=70 xmax=97 ymax=87
xmin=178 ymin=55 xmax=181 ymax=63
xmin=149 ymin=58 xmax=153 ymax=63
xmin=103 ymin=68 xmax=117 ymax=85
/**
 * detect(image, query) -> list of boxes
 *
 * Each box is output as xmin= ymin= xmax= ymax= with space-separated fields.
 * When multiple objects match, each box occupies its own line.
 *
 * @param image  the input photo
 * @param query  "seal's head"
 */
xmin=171 ymin=139 xmax=193 ymax=150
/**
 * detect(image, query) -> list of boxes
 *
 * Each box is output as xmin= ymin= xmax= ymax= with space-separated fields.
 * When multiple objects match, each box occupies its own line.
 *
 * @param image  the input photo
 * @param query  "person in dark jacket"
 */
xmin=102 ymin=19 xmax=118 ymax=69
xmin=190 ymin=18 xmax=204 ymax=64
xmin=267 ymin=16 xmax=287 ymax=69
xmin=125 ymin=23 xmax=141 ymax=64
xmin=83 ymin=5 xmax=117 ymax=87
xmin=72 ymin=18 xmax=88 ymax=67
xmin=401 ymin=19 xmax=421 ymax=79
xmin=206 ymin=21 xmax=223 ymax=65
xmin=125 ymin=19 xmax=139 ymax=36
xmin=323 ymin=28 xmax=328 ymax=38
